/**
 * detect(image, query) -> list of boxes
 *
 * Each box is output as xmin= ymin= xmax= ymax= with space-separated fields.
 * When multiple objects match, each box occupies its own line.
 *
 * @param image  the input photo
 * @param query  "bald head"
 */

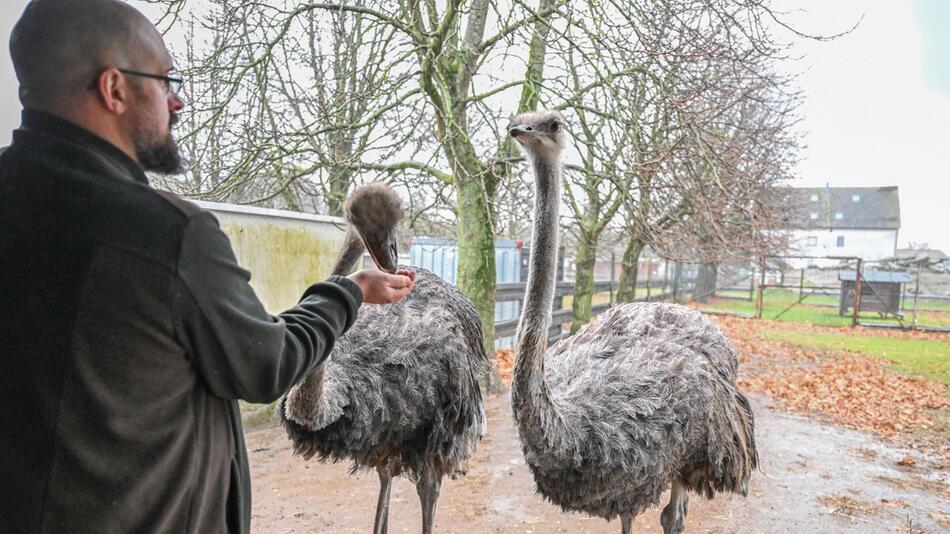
xmin=10 ymin=0 xmax=160 ymax=108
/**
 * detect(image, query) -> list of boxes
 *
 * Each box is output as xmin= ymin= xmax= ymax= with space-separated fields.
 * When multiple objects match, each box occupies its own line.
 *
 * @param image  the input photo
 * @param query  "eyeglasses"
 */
xmin=118 ymin=68 xmax=184 ymax=95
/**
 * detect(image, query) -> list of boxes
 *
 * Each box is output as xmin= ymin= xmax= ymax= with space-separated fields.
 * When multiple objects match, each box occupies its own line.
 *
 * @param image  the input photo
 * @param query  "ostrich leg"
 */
xmin=620 ymin=513 xmax=634 ymax=534
xmin=660 ymin=478 xmax=689 ymax=534
xmin=373 ymin=466 xmax=393 ymax=534
xmin=416 ymin=468 xmax=442 ymax=534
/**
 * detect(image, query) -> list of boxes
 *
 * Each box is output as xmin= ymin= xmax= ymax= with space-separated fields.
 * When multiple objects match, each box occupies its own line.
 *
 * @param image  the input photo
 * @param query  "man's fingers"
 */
xmin=389 ymin=273 xmax=413 ymax=289
xmin=390 ymin=285 xmax=412 ymax=301
xmin=348 ymin=269 xmax=413 ymax=304
xmin=396 ymin=269 xmax=417 ymax=283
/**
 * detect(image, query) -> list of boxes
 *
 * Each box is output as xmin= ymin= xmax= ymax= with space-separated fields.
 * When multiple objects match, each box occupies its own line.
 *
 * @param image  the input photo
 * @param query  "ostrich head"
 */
xmin=343 ymin=183 xmax=403 ymax=273
xmin=508 ymin=110 xmax=568 ymax=159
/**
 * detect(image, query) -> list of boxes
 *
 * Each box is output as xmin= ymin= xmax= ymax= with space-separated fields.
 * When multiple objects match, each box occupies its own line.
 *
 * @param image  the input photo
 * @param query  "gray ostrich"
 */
xmin=278 ymin=183 xmax=489 ymax=534
xmin=507 ymin=111 xmax=758 ymax=534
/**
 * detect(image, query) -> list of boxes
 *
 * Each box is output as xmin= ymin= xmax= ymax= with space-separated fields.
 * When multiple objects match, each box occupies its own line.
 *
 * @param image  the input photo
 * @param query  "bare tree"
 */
xmin=539 ymin=0 xmax=803 ymax=324
xmin=542 ymin=11 xmax=635 ymax=332
xmin=143 ymin=0 xmax=823 ymax=356
xmin=147 ymin=0 xmax=569 ymax=385
xmin=615 ymin=69 xmax=802 ymax=303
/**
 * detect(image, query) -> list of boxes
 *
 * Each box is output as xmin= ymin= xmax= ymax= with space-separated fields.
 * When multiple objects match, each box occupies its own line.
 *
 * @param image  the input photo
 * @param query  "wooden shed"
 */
xmin=838 ymin=270 xmax=911 ymax=318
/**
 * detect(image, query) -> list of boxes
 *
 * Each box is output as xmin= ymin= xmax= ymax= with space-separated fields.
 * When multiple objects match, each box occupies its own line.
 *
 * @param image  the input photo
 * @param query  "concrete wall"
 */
xmin=197 ymin=201 xmax=346 ymax=313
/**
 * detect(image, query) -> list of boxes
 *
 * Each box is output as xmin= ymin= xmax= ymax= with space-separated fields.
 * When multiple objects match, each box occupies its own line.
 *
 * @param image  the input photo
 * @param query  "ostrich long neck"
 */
xmin=332 ymin=226 xmax=365 ymax=276
xmin=512 ymin=148 xmax=563 ymax=443
xmin=286 ymin=225 xmax=364 ymax=422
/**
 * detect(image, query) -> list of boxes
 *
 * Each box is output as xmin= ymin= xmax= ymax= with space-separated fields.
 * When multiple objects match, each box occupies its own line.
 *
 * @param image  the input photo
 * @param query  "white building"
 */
xmin=785 ymin=186 xmax=900 ymax=266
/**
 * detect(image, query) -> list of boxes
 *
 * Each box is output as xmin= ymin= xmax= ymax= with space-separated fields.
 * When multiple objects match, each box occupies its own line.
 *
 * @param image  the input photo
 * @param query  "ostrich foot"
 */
xmin=620 ymin=513 xmax=634 ymax=534
xmin=373 ymin=466 xmax=393 ymax=534
xmin=660 ymin=478 xmax=688 ymax=534
xmin=416 ymin=469 xmax=442 ymax=534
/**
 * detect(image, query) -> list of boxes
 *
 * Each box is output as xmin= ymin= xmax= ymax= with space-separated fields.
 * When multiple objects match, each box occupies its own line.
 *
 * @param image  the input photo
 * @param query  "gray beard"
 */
xmin=134 ymin=113 xmax=184 ymax=174
xmin=134 ymin=132 xmax=184 ymax=174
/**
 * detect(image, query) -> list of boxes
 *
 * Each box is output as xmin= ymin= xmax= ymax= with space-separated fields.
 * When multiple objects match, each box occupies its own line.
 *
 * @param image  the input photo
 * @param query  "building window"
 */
xmin=810 ymin=193 xmax=818 ymax=201
xmin=809 ymin=212 xmax=818 ymax=220
xmin=852 ymin=194 xmax=860 ymax=202
xmin=836 ymin=236 xmax=845 ymax=247
xmin=834 ymin=212 xmax=844 ymax=220
xmin=807 ymin=236 xmax=817 ymax=246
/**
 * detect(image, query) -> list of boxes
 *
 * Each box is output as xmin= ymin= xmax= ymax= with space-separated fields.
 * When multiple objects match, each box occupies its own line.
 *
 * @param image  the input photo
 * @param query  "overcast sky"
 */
xmin=775 ymin=0 xmax=950 ymax=253
xmin=0 ymin=1 xmax=946 ymax=253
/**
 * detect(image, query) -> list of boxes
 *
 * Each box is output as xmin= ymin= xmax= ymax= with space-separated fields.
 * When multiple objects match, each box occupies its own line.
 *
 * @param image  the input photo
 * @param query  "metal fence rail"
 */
xmin=493 ymin=282 xmax=686 ymax=341
xmin=491 ymin=254 xmax=949 ymax=337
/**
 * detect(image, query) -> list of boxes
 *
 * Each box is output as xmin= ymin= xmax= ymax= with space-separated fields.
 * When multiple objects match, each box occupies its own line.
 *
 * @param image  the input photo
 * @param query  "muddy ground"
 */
xmin=246 ymin=393 xmax=949 ymax=533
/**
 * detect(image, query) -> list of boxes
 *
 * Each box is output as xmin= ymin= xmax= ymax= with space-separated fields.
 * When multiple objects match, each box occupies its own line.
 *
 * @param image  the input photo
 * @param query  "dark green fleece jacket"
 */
xmin=0 ymin=109 xmax=362 ymax=534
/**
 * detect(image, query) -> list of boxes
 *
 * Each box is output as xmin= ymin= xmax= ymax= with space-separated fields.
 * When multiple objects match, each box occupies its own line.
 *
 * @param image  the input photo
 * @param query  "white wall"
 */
xmin=788 ymin=228 xmax=898 ymax=266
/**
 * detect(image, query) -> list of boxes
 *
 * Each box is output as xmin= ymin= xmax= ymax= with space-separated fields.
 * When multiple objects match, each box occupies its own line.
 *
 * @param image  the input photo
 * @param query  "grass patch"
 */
xmin=702 ymin=297 xmax=862 ymax=327
xmin=240 ymin=400 xmax=279 ymax=429
xmin=760 ymin=329 xmax=950 ymax=386
xmin=716 ymin=290 xmax=950 ymax=312
xmin=862 ymin=310 xmax=950 ymax=329
xmin=561 ymin=291 xmax=612 ymax=310
xmin=903 ymin=298 xmax=950 ymax=311
xmin=700 ymin=289 xmax=950 ymax=328
xmin=715 ymin=288 xmax=839 ymax=306
xmin=707 ymin=289 xmax=753 ymax=300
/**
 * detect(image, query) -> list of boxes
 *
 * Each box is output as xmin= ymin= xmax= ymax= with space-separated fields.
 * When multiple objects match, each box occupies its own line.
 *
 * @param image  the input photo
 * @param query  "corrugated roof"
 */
xmin=784 ymin=186 xmax=900 ymax=230
xmin=838 ymin=270 xmax=911 ymax=283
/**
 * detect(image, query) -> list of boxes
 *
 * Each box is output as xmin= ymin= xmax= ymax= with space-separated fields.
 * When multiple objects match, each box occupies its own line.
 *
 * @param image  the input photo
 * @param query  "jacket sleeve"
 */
xmin=171 ymin=211 xmax=363 ymax=403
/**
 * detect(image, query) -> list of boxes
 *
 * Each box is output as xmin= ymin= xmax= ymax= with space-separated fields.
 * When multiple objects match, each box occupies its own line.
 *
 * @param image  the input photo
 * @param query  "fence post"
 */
xmin=662 ymin=259 xmax=669 ymax=300
xmin=755 ymin=257 xmax=766 ymax=319
xmin=646 ymin=258 xmax=653 ymax=301
xmin=900 ymin=277 xmax=907 ymax=316
xmin=749 ymin=263 xmax=756 ymax=303
xmin=609 ymin=252 xmax=615 ymax=304
xmin=851 ymin=258 xmax=863 ymax=328
xmin=911 ymin=261 xmax=922 ymax=330
xmin=799 ymin=267 xmax=804 ymax=300
xmin=672 ymin=262 xmax=682 ymax=302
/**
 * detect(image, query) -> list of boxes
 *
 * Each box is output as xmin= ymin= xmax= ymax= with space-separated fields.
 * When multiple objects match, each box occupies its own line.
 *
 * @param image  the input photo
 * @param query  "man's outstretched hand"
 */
xmin=348 ymin=268 xmax=416 ymax=304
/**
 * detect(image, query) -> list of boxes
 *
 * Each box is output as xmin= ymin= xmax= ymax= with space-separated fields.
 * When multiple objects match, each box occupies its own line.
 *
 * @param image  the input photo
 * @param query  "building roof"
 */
xmin=895 ymin=248 xmax=948 ymax=261
xmin=838 ymin=270 xmax=911 ymax=283
xmin=785 ymin=186 xmax=900 ymax=230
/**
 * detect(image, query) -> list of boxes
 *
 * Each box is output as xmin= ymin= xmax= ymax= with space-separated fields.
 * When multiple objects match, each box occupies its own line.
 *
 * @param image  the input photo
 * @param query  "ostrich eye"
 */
xmin=550 ymin=121 xmax=560 ymax=133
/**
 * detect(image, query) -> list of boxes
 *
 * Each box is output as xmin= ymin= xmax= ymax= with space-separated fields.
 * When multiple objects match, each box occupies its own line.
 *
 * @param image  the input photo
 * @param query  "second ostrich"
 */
xmin=278 ymin=184 xmax=489 ymax=534
xmin=508 ymin=111 xmax=758 ymax=534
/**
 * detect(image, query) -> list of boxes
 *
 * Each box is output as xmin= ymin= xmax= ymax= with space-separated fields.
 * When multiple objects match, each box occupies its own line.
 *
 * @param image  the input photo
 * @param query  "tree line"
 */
xmin=148 ymin=0 xmax=831 ymax=368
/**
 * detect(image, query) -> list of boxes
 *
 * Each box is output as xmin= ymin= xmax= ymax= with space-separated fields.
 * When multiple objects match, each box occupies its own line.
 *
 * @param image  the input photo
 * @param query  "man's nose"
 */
xmin=169 ymin=92 xmax=185 ymax=112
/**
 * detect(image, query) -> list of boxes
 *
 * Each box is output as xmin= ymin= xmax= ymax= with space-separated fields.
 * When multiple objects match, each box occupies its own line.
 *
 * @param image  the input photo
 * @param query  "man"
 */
xmin=0 ymin=1 xmax=414 ymax=532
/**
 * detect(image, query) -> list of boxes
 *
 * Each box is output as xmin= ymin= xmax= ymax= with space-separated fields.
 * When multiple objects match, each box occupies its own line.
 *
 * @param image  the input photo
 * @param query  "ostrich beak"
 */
xmin=363 ymin=232 xmax=399 ymax=274
xmin=509 ymin=124 xmax=534 ymax=138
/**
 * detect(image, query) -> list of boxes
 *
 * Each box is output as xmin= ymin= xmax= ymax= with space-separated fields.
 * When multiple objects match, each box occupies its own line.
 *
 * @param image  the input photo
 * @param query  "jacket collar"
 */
xmin=15 ymin=108 xmax=150 ymax=186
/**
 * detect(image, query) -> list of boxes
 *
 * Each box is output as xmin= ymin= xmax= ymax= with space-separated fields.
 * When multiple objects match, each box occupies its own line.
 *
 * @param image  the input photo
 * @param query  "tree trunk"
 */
xmin=455 ymin=168 xmax=497 ymax=385
xmin=672 ymin=262 xmax=683 ymax=302
xmin=570 ymin=233 xmax=597 ymax=333
xmin=325 ymin=165 xmax=352 ymax=217
xmin=694 ymin=263 xmax=719 ymax=303
xmin=325 ymin=136 xmax=353 ymax=216
xmin=616 ymin=237 xmax=645 ymax=304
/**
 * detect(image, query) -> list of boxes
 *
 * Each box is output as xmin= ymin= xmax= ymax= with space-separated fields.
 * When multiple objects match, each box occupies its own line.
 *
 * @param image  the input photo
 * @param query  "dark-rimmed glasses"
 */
xmin=118 ymin=68 xmax=184 ymax=94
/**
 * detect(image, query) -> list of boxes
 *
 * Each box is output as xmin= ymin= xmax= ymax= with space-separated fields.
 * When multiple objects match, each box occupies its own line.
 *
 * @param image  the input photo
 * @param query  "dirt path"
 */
xmin=246 ymin=394 xmax=948 ymax=533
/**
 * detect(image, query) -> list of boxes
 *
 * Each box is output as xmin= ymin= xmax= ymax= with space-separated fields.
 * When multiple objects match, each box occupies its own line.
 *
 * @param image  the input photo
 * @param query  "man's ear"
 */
xmin=92 ymin=68 xmax=130 ymax=115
